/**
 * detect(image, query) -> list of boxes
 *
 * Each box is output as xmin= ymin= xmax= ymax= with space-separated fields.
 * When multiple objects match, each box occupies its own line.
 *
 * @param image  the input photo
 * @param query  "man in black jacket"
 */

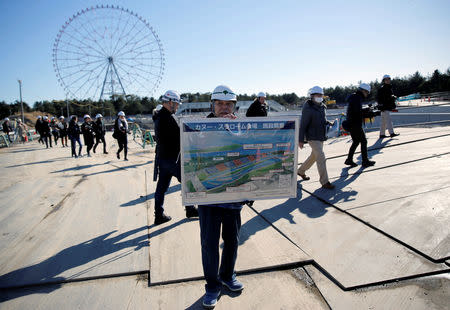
xmin=344 ymin=83 xmax=375 ymax=168
xmin=41 ymin=116 xmax=52 ymax=148
xmin=93 ymin=114 xmax=108 ymax=154
xmin=246 ymin=92 xmax=268 ymax=117
xmin=2 ymin=118 xmax=12 ymax=143
xmin=377 ymin=74 xmax=399 ymax=138
xmin=153 ymin=90 xmax=198 ymax=225
xmin=35 ymin=116 xmax=44 ymax=144
xmin=297 ymin=86 xmax=334 ymax=189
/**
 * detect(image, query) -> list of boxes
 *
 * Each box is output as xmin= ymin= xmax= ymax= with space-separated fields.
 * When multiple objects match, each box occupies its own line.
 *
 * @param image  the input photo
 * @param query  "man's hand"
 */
xmin=299 ymin=142 xmax=304 ymax=149
xmin=223 ymin=114 xmax=237 ymax=119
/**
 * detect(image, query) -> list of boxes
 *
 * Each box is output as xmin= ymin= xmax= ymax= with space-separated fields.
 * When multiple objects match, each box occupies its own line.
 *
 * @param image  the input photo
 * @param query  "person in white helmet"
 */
xmin=35 ymin=116 xmax=44 ymax=144
xmin=81 ymin=114 xmax=95 ymax=157
xmin=16 ymin=119 xmax=28 ymax=143
xmin=377 ymin=74 xmax=399 ymax=138
xmin=113 ymin=111 xmax=128 ymax=160
xmin=68 ymin=115 xmax=82 ymax=157
xmin=246 ymin=91 xmax=268 ymax=117
xmin=344 ymin=83 xmax=376 ymax=168
xmin=198 ymin=85 xmax=245 ymax=309
xmin=50 ymin=117 xmax=60 ymax=146
xmin=93 ymin=114 xmax=108 ymax=154
xmin=2 ymin=118 xmax=13 ymax=143
xmin=41 ymin=116 xmax=52 ymax=148
xmin=153 ymin=90 xmax=198 ymax=225
xmin=297 ymin=86 xmax=335 ymax=189
xmin=58 ymin=116 xmax=68 ymax=147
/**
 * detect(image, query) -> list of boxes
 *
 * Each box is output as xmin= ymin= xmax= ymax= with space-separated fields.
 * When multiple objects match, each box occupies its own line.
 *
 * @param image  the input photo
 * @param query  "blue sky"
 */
xmin=1 ymin=0 xmax=449 ymax=104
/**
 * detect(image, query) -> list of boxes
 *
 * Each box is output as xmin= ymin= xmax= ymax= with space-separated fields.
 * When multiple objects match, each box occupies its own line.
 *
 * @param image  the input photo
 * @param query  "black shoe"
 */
xmin=124 ymin=158 xmax=128 ymax=161
xmin=344 ymin=159 xmax=358 ymax=167
xmin=390 ymin=133 xmax=399 ymax=137
xmin=154 ymin=213 xmax=172 ymax=225
xmin=104 ymin=151 xmax=108 ymax=154
xmin=379 ymin=135 xmax=387 ymax=139
xmin=362 ymin=160 xmax=375 ymax=168
xmin=185 ymin=206 xmax=199 ymax=218
xmin=117 ymin=152 xmax=120 ymax=159
xmin=93 ymin=149 xmax=96 ymax=153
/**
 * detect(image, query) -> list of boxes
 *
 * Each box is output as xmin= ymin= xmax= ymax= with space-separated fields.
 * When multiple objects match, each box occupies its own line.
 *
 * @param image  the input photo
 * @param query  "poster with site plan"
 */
xmin=180 ymin=117 xmax=299 ymax=205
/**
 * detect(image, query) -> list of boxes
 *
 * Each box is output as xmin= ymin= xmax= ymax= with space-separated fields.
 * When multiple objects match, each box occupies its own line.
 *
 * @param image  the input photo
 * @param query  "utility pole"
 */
xmin=18 ymin=80 xmax=24 ymax=123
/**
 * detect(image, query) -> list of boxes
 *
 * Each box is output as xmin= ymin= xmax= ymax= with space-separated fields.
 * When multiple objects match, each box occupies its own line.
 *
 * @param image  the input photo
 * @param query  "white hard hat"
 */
xmin=51 ymin=116 xmax=55 ymax=121
xmin=4 ymin=117 xmax=9 ymax=121
xmin=43 ymin=116 xmax=48 ymax=120
xmin=59 ymin=116 xmax=64 ymax=119
xmin=308 ymin=86 xmax=324 ymax=96
xmin=84 ymin=114 xmax=91 ymax=119
xmin=37 ymin=115 xmax=42 ymax=119
xmin=17 ymin=118 xmax=22 ymax=123
xmin=95 ymin=114 xmax=103 ymax=119
xmin=358 ymin=83 xmax=371 ymax=93
xmin=155 ymin=104 xmax=163 ymax=112
xmin=257 ymin=92 xmax=266 ymax=98
xmin=161 ymin=90 xmax=181 ymax=104
xmin=118 ymin=111 xmax=125 ymax=117
xmin=382 ymin=74 xmax=391 ymax=80
xmin=211 ymin=85 xmax=237 ymax=102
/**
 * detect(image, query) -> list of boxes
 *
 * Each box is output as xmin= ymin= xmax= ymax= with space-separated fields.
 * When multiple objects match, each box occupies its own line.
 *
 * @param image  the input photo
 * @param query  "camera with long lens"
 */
xmin=362 ymin=103 xmax=381 ymax=118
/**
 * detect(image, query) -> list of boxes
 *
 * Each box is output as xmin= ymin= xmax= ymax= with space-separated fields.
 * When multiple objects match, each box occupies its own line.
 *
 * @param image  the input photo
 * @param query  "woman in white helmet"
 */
xmin=68 ymin=115 xmax=82 ymax=157
xmin=377 ymin=74 xmax=399 ymax=138
xmin=81 ymin=114 xmax=95 ymax=157
xmin=93 ymin=114 xmax=108 ymax=154
xmin=2 ymin=117 xmax=13 ymax=143
xmin=297 ymin=86 xmax=335 ymax=189
xmin=58 ymin=116 xmax=68 ymax=147
xmin=16 ymin=118 xmax=28 ymax=143
xmin=113 ymin=111 xmax=128 ymax=160
xmin=198 ymin=85 xmax=245 ymax=309
xmin=246 ymin=91 xmax=268 ymax=117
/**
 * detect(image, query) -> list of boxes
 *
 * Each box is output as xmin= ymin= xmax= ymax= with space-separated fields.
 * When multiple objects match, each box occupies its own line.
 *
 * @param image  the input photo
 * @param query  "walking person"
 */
xmin=41 ymin=116 xmax=52 ymax=148
xmin=68 ymin=115 xmax=82 ymax=158
xmin=297 ymin=86 xmax=335 ymax=189
xmin=16 ymin=119 xmax=28 ymax=143
xmin=198 ymin=85 xmax=245 ymax=309
xmin=113 ymin=111 xmax=128 ymax=161
xmin=344 ymin=83 xmax=376 ymax=168
xmin=81 ymin=115 xmax=95 ymax=157
xmin=2 ymin=118 xmax=13 ymax=143
xmin=35 ymin=116 xmax=44 ymax=144
xmin=58 ymin=116 xmax=68 ymax=147
xmin=378 ymin=74 xmax=399 ymax=138
xmin=153 ymin=90 xmax=198 ymax=225
xmin=93 ymin=114 xmax=108 ymax=154
xmin=50 ymin=117 xmax=60 ymax=146
xmin=246 ymin=92 xmax=268 ymax=117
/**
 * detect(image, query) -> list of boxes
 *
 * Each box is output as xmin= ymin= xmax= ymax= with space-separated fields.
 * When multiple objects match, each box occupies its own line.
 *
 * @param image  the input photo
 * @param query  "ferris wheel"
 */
xmin=52 ymin=5 xmax=165 ymax=101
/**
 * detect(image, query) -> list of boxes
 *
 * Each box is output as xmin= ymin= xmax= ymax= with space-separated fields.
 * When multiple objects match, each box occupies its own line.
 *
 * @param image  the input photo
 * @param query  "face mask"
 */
xmin=313 ymin=97 xmax=323 ymax=103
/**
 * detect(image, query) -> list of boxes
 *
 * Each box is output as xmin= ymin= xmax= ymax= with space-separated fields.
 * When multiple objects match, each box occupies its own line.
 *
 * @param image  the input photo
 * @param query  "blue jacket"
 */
xmin=299 ymin=100 xmax=328 ymax=142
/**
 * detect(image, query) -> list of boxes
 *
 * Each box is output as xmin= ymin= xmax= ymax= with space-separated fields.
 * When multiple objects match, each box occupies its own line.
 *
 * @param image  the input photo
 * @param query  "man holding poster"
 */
xmin=180 ymin=85 xmax=299 ymax=308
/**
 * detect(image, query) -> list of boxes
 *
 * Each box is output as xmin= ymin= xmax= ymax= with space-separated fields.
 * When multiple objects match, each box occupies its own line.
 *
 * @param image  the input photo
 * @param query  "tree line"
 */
xmin=1 ymin=68 xmax=449 ymax=120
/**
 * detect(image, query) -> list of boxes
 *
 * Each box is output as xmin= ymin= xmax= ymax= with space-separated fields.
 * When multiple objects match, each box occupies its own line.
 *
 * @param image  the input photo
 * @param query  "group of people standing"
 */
xmin=1 ymin=117 xmax=28 ymax=143
xmin=152 ymin=76 xmax=399 ymax=308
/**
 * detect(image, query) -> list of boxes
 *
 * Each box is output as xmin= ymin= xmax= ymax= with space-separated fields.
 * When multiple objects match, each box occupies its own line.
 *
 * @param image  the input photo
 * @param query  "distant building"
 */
xmin=176 ymin=100 xmax=287 ymax=116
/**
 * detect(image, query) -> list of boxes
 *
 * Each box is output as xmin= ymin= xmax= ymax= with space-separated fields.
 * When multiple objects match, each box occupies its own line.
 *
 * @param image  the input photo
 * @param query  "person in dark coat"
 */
xmin=81 ymin=115 xmax=95 ymax=157
xmin=246 ymin=91 xmax=268 ymax=117
xmin=344 ymin=83 xmax=375 ymax=168
xmin=153 ymin=91 xmax=198 ymax=225
xmin=68 ymin=115 xmax=82 ymax=158
xmin=50 ymin=117 xmax=59 ymax=146
xmin=93 ymin=114 xmax=108 ymax=154
xmin=35 ymin=116 xmax=44 ymax=144
xmin=377 ymin=74 xmax=399 ymax=138
xmin=41 ymin=116 xmax=52 ymax=148
xmin=2 ymin=118 xmax=12 ymax=143
xmin=58 ymin=116 xmax=68 ymax=147
xmin=297 ymin=86 xmax=334 ymax=189
xmin=113 ymin=111 xmax=128 ymax=161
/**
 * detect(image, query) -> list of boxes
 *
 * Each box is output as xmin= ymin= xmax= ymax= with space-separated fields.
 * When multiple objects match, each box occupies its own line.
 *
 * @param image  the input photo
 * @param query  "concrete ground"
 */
xmin=0 ymin=127 xmax=449 ymax=309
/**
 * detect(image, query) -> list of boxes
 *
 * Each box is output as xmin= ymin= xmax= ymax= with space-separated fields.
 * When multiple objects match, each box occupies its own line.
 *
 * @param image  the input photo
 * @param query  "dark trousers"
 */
xmin=117 ymin=137 xmax=128 ymax=158
xmin=53 ymin=132 xmax=59 ymax=145
xmin=347 ymin=126 xmax=368 ymax=162
xmin=94 ymin=135 xmax=107 ymax=153
xmin=42 ymin=135 xmax=52 ymax=148
xmin=154 ymin=159 xmax=180 ymax=216
xmin=60 ymin=135 xmax=68 ymax=147
xmin=86 ymin=143 xmax=93 ymax=155
xmin=70 ymin=136 xmax=82 ymax=157
xmin=198 ymin=206 xmax=241 ymax=293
